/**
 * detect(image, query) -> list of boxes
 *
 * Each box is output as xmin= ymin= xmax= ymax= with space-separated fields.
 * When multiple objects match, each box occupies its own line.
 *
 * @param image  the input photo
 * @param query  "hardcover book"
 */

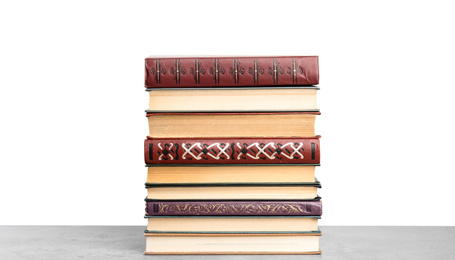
xmin=146 ymin=181 xmax=321 ymax=200
xmin=144 ymin=137 xmax=320 ymax=165
xmin=145 ymin=56 xmax=319 ymax=88
xmin=145 ymin=216 xmax=320 ymax=232
xmin=146 ymin=200 xmax=322 ymax=216
xmin=146 ymin=165 xmax=318 ymax=184
xmin=144 ymin=232 xmax=321 ymax=254
xmin=146 ymin=112 xmax=319 ymax=138
xmin=147 ymin=87 xmax=318 ymax=112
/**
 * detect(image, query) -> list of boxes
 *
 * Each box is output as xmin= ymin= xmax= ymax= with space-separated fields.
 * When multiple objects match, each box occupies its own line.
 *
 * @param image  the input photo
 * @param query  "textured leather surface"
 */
xmin=146 ymin=200 xmax=322 ymax=216
xmin=145 ymin=56 xmax=319 ymax=88
xmin=144 ymin=137 xmax=320 ymax=164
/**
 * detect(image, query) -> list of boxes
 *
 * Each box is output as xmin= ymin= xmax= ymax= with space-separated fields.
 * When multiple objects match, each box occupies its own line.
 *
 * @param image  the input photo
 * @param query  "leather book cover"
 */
xmin=145 ymin=200 xmax=322 ymax=216
xmin=144 ymin=137 xmax=320 ymax=165
xmin=145 ymin=56 xmax=319 ymax=88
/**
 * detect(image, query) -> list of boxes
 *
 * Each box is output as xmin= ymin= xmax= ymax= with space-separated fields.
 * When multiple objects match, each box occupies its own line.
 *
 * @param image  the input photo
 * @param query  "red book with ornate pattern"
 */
xmin=145 ymin=200 xmax=322 ymax=216
xmin=144 ymin=137 xmax=320 ymax=165
xmin=145 ymin=56 xmax=319 ymax=88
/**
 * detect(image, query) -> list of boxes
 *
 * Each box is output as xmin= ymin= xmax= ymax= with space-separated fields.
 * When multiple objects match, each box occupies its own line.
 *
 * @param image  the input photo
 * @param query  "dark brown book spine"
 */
xmin=144 ymin=137 xmax=320 ymax=165
xmin=146 ymin=200 xmax=322 ymax=216
xmin=145 ymin=56 xmax=319 ymax=88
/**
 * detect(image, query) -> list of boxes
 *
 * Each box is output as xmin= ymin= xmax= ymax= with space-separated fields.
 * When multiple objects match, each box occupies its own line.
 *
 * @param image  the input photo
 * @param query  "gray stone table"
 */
xmin=0 ymin=226 xmax=454 ymax=259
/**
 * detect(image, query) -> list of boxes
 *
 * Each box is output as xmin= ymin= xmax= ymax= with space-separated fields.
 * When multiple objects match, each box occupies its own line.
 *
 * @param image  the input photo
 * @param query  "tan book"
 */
xmin=146 ymin=183 xmax=320 ymax=200
xmin=146 ymin=165 xmax=317 ymax=185
xmin=148 ymin=87 xmax=318 ymax=112
xmin=147 ymin=112 xmax=318 ymax=138
xmin=144 ymin=233 xmax=321 ymax=254
xmin=146 ymin=216 xmax=319 ymax=232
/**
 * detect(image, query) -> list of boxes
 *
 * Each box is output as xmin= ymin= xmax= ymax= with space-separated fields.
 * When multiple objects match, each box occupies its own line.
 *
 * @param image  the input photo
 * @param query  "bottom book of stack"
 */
xmin=144 ymin=200 xmax=322 ymax=254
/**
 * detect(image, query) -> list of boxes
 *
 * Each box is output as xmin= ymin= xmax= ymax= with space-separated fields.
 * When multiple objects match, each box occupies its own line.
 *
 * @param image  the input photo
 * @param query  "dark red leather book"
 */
xmin=145 ymin=56 xmax=319 ymax=88
xmin=144 ymin=137 xmax=320 ymax=165
xmin=145 ymin=200 xmax=322 ymax=216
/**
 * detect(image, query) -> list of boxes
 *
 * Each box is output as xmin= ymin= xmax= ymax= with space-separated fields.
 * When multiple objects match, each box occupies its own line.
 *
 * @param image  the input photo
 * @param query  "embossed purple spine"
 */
xmin=146 ymin=201 xmax=322 ymax=216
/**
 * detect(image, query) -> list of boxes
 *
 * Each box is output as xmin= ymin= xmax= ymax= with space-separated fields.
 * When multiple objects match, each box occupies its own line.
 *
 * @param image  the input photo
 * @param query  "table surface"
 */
xmin=0 ymin=226 xmax=454 ymax=259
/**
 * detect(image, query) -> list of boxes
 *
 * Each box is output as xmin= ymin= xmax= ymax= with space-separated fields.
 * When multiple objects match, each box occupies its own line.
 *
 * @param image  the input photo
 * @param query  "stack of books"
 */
xmin=143 ymin=56 xmax=322 ymax=254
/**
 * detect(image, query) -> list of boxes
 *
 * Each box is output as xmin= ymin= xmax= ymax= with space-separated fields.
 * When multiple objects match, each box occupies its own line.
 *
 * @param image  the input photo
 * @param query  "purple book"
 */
xmin=146 ymin=200 xmax=322 ymax=216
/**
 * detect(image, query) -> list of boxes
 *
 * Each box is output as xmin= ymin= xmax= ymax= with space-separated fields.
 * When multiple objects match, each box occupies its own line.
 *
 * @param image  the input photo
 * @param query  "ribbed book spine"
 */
xmin=145 ymin=56 xmax=319 ymax=88
xmin=146 ymin=200 xmax=322 ymax=216
xmin=144 ymin=137 xmax=320 ymax=165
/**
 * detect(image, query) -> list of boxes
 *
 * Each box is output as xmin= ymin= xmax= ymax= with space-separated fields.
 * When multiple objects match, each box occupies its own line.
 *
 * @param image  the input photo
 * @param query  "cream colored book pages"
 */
xmin=149 ymin=88 xmax=318 ymax=111
xmin=148 ymin=114 xmax=316 ymax=138
xmin=147 ymin=217 xmax=318 ymax=232
xmin=147 ymin=165 xmax=316 ymax=184
xmin=147 ymin=186 xmax=318 ymax=200
xmin=145 ymin=235 xmax=320 ymax=253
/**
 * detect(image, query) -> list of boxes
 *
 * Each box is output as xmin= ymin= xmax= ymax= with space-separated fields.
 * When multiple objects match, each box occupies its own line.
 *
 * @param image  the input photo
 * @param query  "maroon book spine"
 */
xmin=145 ymin=56 xmax=319 ymax=88
xmin=144 ymin=137 xmax=320 ymax=165
xmin=146 ymin=200 xmax=322 ymax=216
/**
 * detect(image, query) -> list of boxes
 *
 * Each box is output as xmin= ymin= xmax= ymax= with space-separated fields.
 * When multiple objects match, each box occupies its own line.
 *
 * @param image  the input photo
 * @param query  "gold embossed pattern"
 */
xmin=157 ymin=203 xmax=313 ymax=215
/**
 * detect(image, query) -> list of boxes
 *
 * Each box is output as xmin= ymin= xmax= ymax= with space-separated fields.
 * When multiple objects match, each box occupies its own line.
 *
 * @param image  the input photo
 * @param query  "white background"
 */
xmin=1 ymin=0 xmax=454 ymax=226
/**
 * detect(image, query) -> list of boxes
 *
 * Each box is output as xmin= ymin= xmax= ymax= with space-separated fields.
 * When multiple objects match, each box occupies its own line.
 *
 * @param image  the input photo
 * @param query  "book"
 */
xmin=146 ymin=182 xmax=321 ymax=200
xmin=147 ymin=87 xmax=318 ymax=112
xmin=146 ymin=112 xmax=319 ymax=138
xmin=145 ymin=137 xmax=320 ymax=165
xmin=145 ymin=56 xmax=319 ymax=88
xmin=144 ymin=232 xmax=321 ymax=254
xmin=145 ymin=216 xmax=320 ymax=232
xmin=146 ymin=165 xmax=318 ymax=185
xmin=145 ymin=200 xmax=322 ymax=216
xmin=143 ymin=54 xmax=323 ymax=255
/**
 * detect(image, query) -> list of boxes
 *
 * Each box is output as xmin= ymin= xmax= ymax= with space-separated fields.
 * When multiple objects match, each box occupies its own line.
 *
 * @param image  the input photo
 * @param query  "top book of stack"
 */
xmin=145 ymin=56 xmax=319 ymax=88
